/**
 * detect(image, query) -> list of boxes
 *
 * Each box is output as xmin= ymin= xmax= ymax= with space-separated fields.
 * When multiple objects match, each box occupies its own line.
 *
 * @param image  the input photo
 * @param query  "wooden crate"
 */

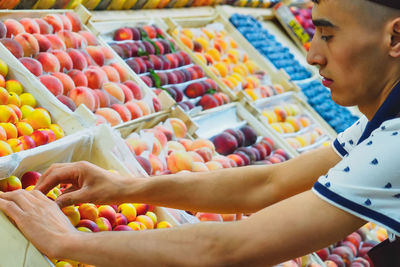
xmin=164 ymin=13 xmax=299 ymax=102
xmin=86 ymin=16 xmax=238 ymax=101
xmin=0 ymin=5 xmax=175 ymax=131
xmin=89 ymin=6 xmax=216 ymax=22
xmin=251 ymin=92 xmax=336 ymax=154
xmin=192 ymin=102 xmax=298 ymax=158
xmin=216 ymin=5 xmax=275 ymax=20
xmin=0 ymin=125 xmax=179 ymax=266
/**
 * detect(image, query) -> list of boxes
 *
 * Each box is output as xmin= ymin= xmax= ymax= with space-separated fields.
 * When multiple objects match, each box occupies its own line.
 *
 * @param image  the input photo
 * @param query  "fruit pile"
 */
xmin=0 ymin=13 xmax=160 ymax=127
xmin=109 ymin=25 xmax=230 ymax=111
xmin=173 ymin=24 xmax=287 ymax=101
xmin=261 ymin=101 xmax=330 ymax=151
xmin=230 ymin=14 xmax=312 ymax=82
xmin=299 ymin=80 xmax=359 ymax=133
xmin=0 ymin=170 xmax=173 ymax=266
xmin=0 ymin=59 xmax=64 ymax=157
xmin=315 ymin=229 xmax=378 ymax=267
xmin=290 ymin=6 xmax=315 ymax=38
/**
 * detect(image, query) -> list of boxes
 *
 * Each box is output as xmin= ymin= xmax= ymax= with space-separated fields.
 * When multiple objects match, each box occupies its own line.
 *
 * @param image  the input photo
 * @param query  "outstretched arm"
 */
xmin=0 ymin=189 xmax=364 ymax=266
xmin=36 ymin=145 xmax=340 ymax=213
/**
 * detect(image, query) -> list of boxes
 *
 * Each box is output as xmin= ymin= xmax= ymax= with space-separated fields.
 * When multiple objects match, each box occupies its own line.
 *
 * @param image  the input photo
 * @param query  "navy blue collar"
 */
xmin=358 ymin=81 xmax=400 ymax=145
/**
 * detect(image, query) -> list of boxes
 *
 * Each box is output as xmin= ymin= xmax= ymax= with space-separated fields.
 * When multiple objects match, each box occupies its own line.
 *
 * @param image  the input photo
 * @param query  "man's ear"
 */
xmin=389 ymin=18 xmax=400 ymax=58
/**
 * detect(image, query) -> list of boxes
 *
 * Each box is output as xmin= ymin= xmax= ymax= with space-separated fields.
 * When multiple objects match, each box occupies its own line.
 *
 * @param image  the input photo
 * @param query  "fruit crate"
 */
xmin=0 ymin=124 xmax=181 ymax=266
xmin=0 ymin=6 xmax=175 ymax=130
xmin=252 ymin=92 xmax=336 ymax=154
xmin=191 ymin=102 xmax=298 ymax=159
xmin=86 ymin=16 xmax=235 ymax=112
xmin=164 ymin=13 xmax=300 ymax=103
xmin=89 ymin=7 xmax=216 ymax=21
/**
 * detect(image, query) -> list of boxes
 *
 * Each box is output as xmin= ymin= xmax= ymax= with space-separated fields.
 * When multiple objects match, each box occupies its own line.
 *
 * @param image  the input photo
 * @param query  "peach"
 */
xmin=0 ymin=38 xmax=24 ymax=58
xmin=91 ymin=89 xmax=109 ymax=108
xmin=110 ymin=63 xmax=129 ymax=82
xmin=8 ymin=92 xmax=21 ymax=107
xmin=84 ymin=68 xmax=105 ymax=90
xmin=40 ymin=75 xmax=63 ymax=96
xmin=14 ymin=33 xmax=39 ymax=57
xmin=4 ymin=19 xmax=25 ymax=38
xmin=224 ymin=129 xmax=245 ymax=147
xmin=100 ymin=46 xmax=115 ymax=61
xmin=78 ymin=203 xmax=98 ymax=221
xmin=125 ymin=136 xmax=148 ymax=155
xmin=43 ymin=15 xmax=63 ymax=33
xmin=0 ymin=75 xmax=4 ymax=88
xmin=19 ymin=57 xmax=42 ymax=77
xmin=195 ymin=212 xmax=223 ymax=222
xmin=136 ymin=101 xmax=151 ymax=116
xmin=49 ymin=124 xmax=64 ymax=140
xmin=62 ymin=205 xmax=80 ymax=226
xmin=153 ymin=97 xmax=162 ymax=112
xmin=125 ymin=101 xmax=143 ymax=119
xmin=221 ymin=214 xmax=236 ymax=221
xmin=167 ymin=140 xmax=186 ymax=152
xmin=0 ymin=122 xmax=17 ymax=139
xmin=77 ymin=219 xmax=100 ymax=232
xmin=86 ymin=46 xmax=105 ymax=66
xmin=118 ymin=83 xmax=134 ymax=102
xmin=122 ymin=81 xmax=142 ymax=100
xmin=212 ymin=156 xmax=233 ymax=168
xmin=69 ymin=86 xmax=96 ymax=111
xmin=58 ymin=15 xmax=72 ymax=32
xmin=67 ymin=69 xmax=88 ymax=87
xmin=51 ymin=73 xmax=73 ymax=95
xmin=36 ymin=52 xmax=61 ymax=73
xmin=95 ymin=108 xmax=122 ymax=126
xmin=76 ymin=227 xmax=92 ymax=233
xmin=110 ymin=103 xmax=131 ymax=122
xmin=188 ymin=151 xmax=204 ymax=163
xmin=46 ymin=34 xmax=66 ymax=51
xmin=213 ymin=132 xmax=238 ymax=156
xmin=0 ymin=126 xmax=6 ymax=141
xmin=155 ymin=125 xmax=173 ymax=141
xmin=0 ymin=176 xmax=22 ymax=191
xmin=117 ymin=203 xmax=137 ymax=222
xmin=103 ymin=82 xmax=125 ymax=103
xmin=98 ymin=205 xmax=117 ymax=227
xmin=128 ymin=221 xmax=146 ymax=231
xmin=147 ymin=128 xmax=168 ymax=148
xmin=113 ymin=225 xmax=132 ymax=231
xmin=5 ymin=79 xmax=23 ymax=96
xmin=114 ymin=28 xmax=133 ymax=41
xmin=135 ymin=155 xmax=152 ymax=175
xmin=115 ymin=213 xmax=128 ymax=226
xmin=44 ymin=129 xmax=56 ymax=143
xmin=31 ymin=130 xmax=49 ymax=146
xmin=149 ymin=154 xmax=164 ymax=175
xmin=78 ymin=31 xmax=98 ymax=46
xmin=20 ymin=171 xmax=41 ymax=189
xmin=8 ymin=104 xmax=22 ymax=120
xmin=136 ymin=215 xmax=154 ymax=229
xmin=67 ymin=48 xmax=87 ymax=71
xmin=132 ymin=203 xmax=149 ymax=216
xmin=95 ymin=217 xmax=112 ymax=231
xmin=6 ymin=138 xmax=24 ymax=152
xmin=194 ymin=147 xmax=213 ymax=162
xmin=18 ymin=135 xmax=36 ymax=149
xmin=57 ymin=95 xmax=76 ymax=111
xmin=0 ymin=140 xmax=13 ymax=156
xmin=0 ymin=105 xmax=18 ymax=123
xmin=51 ymin=50 xmax=73 ymax=72
xmin=34 ymin=19 xmax=52 ymax=34
xmin=26 ymin=108 xmax=51 ymax=130
xmin=167 ymin=151 xmax=193 ymax=173
xmin=239 ymin=126 xmax=258 ymax=147
xmin=145 ymin=211 xmax=157 ymax=226
xmin=0 ymin=87 xmax=8 ymax=105
xmin=205 ymin=161 xmax=223 ymax=170
xmin=190 ymin=139 xmax=215 ymax=153
xmin=0 ymin=22 xmax=5 ymax=39
xmin=19 ymin=18 xmax=40 ymax=34
xmin=72 ymin=32 xmax=87 ymax=49
xmin=156 ymin=221 xmax=173 ymax=229
xmin=192 ymin=161 xmax=208 ymax=172
xmin=65 ymin=12 xmax=82 ymax=32
xmin=100 ymin=65 xmax=120 ymax=83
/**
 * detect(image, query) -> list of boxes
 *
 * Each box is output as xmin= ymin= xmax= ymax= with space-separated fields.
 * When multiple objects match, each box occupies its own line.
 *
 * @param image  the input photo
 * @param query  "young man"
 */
xmin=0 ymin=0 xmax=399 ymax=266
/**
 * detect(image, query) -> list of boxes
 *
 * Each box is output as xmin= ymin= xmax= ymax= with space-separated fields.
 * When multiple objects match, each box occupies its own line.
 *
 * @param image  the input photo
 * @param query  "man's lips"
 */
xmin=320 ymin=74 xmax=334 ymax=87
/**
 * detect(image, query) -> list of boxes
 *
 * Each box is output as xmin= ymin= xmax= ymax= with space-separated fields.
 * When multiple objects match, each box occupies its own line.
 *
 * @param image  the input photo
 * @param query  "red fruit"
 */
xmin=239 ymin=126 xmax=258 ymax=146
xmin=213 ymin=132 xmax=238 ymax=156
xmin=185 ymin=82 xmax=206 ymax=98
xmin=198 ymin=94 xmax=218 ymax=110
xmin=316 ymin=248 xmax=330 ymax=261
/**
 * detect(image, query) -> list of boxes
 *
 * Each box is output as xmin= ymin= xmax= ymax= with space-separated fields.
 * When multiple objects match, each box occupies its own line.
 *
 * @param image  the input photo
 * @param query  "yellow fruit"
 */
xmin=49 ymin=124 xmax=65 ymax=140
xmin=8 ymin=92 xmax=21 ymax=107
xmin=5 ymin=80 xmax=23 ymax=95
xmin=19 ymin=93 xmax=36 ymax=107
xmin=26 ymin=109 xmax=51 ymax=130
xmin=0 ymin=59 xmax=8 ymax=77
xmin=20 ymin=105 xmax=34 ymax=119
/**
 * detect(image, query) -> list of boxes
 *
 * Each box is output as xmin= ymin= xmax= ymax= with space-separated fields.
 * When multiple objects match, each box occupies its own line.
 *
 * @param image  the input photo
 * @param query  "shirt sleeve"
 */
xmin=332 ymin=115 xmax=368 ymax=157
xmin=313 ymin=122 xmax=400 ymax=236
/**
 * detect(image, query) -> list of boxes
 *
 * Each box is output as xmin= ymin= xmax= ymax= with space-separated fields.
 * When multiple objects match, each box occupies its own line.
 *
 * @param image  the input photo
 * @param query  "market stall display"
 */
xmin=0 ymin=8 xmax=170 ymax=129
xmin=88 ymin=18 xmax=234 ymax=112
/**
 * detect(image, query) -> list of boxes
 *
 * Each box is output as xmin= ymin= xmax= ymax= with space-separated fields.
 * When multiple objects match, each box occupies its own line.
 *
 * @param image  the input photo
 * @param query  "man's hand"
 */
xmin=0 ymin=190 xmax=80 ymax=259
xmin=35 ymin=161 xmax=140 ymax=207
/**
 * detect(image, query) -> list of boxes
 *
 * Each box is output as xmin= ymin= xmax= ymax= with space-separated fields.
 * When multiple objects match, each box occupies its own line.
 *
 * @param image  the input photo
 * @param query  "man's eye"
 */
xmin=321 ymin=35 xmax=333 ymax=42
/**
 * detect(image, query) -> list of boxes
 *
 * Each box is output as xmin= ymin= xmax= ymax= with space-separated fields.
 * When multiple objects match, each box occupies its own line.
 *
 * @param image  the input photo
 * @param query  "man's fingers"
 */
xmin=0 ymin=190 xmax=34 ymax=210
xmin=0 ymin=197 xmax=23 ymax=220
xmin=35 ymin=165 xmax=80 ymax=194
xmin=55 ymin=190 xmax=83 ymax=208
